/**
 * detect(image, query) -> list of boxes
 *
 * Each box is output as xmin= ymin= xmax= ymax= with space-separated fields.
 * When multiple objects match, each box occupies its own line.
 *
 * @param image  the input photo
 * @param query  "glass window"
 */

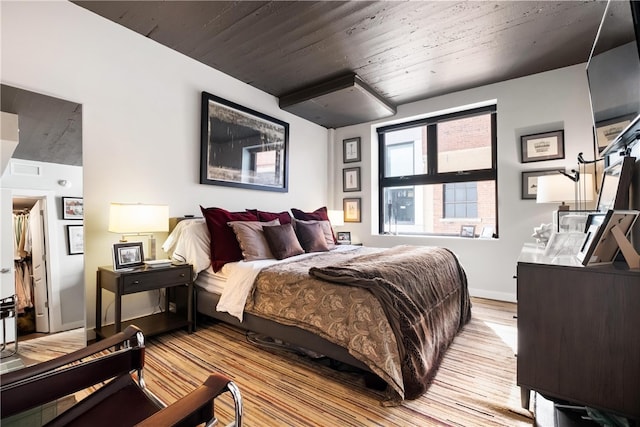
xmin=377 ymin=105 xmax=497 ymax=237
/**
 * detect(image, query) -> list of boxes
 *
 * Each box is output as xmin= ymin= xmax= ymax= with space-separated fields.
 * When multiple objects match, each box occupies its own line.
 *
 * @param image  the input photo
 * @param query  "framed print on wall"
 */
xmin=66 ymin=225 xmax=84 ymax=255
xmin=343 ymin=167 xmax=361 ymax=192
xmin=521 ymin=168 xmax=564 ymax=200
xmin=62 ymin=197 xmax=83 ymax=220
xmin=200 ymin=91 xmax=289 ymax=192
xmin=343 ymin=197 xmax=361 ymax=223
xmin=343 ymin=137 xmax=361 ymax=163
xmin=520 ymin=130 xmax=565 ymax=163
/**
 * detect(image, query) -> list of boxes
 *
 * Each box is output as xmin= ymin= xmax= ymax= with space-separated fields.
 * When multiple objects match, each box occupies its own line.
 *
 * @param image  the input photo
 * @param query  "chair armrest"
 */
xmin=1 ymin=325 xmax=142 ymax=386
xmin=135 ymin=373 xmax=243 ymax=427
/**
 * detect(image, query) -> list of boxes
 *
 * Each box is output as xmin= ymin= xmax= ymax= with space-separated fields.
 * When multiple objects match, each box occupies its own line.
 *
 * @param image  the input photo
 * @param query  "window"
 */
xmin=378 ymin=105 xmax=497 ymax=237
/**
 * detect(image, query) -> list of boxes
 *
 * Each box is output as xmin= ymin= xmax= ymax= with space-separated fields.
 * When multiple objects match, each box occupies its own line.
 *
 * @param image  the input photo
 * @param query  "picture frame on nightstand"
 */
xmin=112 ymin=242 xmax=144 ymax=270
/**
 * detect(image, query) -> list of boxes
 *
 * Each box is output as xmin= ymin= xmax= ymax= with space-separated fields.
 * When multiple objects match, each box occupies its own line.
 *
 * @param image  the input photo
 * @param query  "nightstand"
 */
xmin=95 ymin=263 xmax=193 ymax=339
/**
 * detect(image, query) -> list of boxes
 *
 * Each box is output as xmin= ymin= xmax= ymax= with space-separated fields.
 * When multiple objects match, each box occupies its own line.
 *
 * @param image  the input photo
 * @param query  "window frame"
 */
xmin=377 ymin=105 xmax=498 ymax=235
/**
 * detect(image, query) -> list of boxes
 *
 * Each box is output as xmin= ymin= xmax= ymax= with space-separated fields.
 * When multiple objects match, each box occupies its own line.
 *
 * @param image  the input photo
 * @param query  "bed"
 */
xmin=163 ymin=210 xmax=471 ymax=405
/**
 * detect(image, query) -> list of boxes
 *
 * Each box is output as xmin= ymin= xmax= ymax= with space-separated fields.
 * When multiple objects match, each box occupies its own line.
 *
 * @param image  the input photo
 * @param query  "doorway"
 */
xmin=12 ymin=196 xmax=50 ymax=337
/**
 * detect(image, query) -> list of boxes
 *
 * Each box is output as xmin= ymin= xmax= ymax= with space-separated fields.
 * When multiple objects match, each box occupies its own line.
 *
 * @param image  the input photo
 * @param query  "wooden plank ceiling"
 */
xmin=72 ymin=0 xmax=621 ymax=127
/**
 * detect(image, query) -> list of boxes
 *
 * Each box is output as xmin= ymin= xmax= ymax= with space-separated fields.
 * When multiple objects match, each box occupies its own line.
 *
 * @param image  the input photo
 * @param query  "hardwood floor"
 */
xmin=6 ymin=298 xmax=539 ymax=426
xmin=140 ymin=297 xmax=534 ymax=426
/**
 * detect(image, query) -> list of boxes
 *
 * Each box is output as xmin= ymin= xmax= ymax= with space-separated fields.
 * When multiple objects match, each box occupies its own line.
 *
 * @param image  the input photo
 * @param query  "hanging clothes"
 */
xmin=12 ymin=211 xmax=34 ymax=313
xmin=13 ymin=211 xmax=31 ymax=260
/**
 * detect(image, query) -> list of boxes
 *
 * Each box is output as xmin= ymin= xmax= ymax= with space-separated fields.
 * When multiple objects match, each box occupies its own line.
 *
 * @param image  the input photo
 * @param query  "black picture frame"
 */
xmin=596 ymin=157 xmax=635 ymax=212
xmin=520 ymin=130 xmax=565 ymax=163
xmin=66 ymin=225 xmax=84 ymax=255
xmin=343 ymin=197 xmax=361 ymax=223
xmin=113 ymin=242 xmax=144 ymax=270
xmin=200 ymin=91 xmax=289 ymax=192
xmin=336 ymin=231 xmax=351 ymax=244
xmin=342 ymin=167 xmax=361 ymax=192
xmin=62 ymin=197 xmax=83 ymax=220
xmin=343 ymin=137 xmax=361 ymax=163
xmin=521 ymin=168 xmax=564 ymax=200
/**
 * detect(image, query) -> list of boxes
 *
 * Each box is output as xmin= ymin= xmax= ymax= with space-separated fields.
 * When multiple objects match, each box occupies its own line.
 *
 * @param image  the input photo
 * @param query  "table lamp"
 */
xmin=536 ymin=174 xmax=576 ymax=210
xmin=327 ymin=209 xmax=345 ymax=227
xmin=108 ymin=203 xmax=169 ymax=260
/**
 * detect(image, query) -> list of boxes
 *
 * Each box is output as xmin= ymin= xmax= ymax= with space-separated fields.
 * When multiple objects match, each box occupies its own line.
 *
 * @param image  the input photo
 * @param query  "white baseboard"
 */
xmin=468 ymin=288 xmax=516 ymax=303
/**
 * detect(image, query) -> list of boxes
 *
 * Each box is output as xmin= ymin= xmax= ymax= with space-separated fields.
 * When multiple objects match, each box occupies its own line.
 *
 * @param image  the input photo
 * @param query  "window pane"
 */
xmin=383 ymin=181 xmax=496 ymax=235
xmin=383 ymin=127 xmax=427 ymax=177
xmin=437 ymin=113 xmax=492 ymax=173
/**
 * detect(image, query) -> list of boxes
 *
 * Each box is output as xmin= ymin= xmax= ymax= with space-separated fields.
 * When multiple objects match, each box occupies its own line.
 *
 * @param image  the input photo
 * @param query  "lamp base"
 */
xmin=557 ymin=202 xmax=570 ymax=211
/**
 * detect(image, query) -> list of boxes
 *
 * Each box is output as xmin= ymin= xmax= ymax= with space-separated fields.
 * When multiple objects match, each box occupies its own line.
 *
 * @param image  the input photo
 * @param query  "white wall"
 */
xmin=332 ymin=64 xmax=595 ymax=301
xmin=1 ymin=1 xmax=329 ymax=336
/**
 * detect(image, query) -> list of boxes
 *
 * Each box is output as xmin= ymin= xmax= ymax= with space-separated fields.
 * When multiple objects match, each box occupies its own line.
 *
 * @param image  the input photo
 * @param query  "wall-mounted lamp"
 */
xmin=58 ymin=179 xmax=71 ymax=188
xmin=537 ymin=172 xmax=594 ymax=211
xmin=536 ymin=174 xmax=576 ymax=211
xmin=108 ymin=203 xmax=169 ymax=260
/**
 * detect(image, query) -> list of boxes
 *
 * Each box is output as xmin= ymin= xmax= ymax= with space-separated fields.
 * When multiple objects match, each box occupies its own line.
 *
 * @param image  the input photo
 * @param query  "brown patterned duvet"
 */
xmin=244 ymin=245 xmax=471 ymax=404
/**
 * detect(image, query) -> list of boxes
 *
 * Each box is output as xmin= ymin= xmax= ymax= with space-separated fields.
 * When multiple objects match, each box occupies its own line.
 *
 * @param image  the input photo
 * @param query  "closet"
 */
xmin=12 ymin=197 xmax=49 ymax=336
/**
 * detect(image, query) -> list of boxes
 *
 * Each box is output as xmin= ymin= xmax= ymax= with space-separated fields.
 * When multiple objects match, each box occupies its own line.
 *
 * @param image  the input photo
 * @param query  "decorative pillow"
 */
xmin=200 ymin=206 xmax=258 ymax=271
xmin=227 ymin=219 xmax=279 ymax=261
xmin=292 ymin=219 xmax=336 ymax=248
xmin=291 ymin=206 xmax=329 ymax=221
xmin=291 ymin=206 xmax=337 ymax=243
xmin=246 ymin=209 xmax=292 ymax=224
xmin=262 ymin=223 xmax=304 ymax=260
xmin=294 ymin=221 xmax=330 ymax=253
xmin=257 ymin=210 xmax=292 ymax=224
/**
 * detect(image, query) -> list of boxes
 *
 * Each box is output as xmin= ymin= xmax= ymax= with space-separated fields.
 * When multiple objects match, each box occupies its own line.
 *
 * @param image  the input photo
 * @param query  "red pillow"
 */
xmin=257 ymin=210 xmax=292 ymax=224
xmin=200 ymin=206 xmax=258 ymax=271
xmin=291 ymin=207 xmax=337 ymax=242
xmin=291 ymin=206 xmax=329 ymax=221
xmin=246 ymin=209 xmax=292 ymax=224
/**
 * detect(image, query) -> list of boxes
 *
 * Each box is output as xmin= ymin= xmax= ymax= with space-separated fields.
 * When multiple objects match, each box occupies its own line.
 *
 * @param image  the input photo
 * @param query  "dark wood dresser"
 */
xmin=517 ymin=244 xmax=640 ymax=420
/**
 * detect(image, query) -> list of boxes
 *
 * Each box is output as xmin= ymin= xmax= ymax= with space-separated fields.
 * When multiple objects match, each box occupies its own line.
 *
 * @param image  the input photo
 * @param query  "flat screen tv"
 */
xmin=586 ymin=0 xmax=640 ymax=155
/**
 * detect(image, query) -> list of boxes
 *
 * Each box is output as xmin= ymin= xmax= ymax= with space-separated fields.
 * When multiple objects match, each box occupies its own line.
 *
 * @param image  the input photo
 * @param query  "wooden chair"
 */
xmin=0 ymin=325 xmax=242 ymax=427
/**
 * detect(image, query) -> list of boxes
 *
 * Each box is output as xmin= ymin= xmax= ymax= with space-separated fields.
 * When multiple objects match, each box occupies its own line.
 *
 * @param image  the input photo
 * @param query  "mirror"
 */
xmin=0 ymin=84 xmax=85 ymax=361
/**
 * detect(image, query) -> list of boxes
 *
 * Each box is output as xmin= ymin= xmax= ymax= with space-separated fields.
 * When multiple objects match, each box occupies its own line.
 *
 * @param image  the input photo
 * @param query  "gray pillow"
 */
xmin=292 ymin=219 xmax=335 ymax=247
xmin=227 ymin=219 xmax=279 ymax=261
xmin=295 ymin=221 xmax=329 ymax=253
xmin=262 ymin=223 xmax=304 ymax=260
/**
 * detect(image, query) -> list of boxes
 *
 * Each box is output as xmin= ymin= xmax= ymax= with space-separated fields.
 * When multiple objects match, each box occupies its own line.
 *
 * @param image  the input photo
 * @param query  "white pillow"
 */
xmin=162 ymin=219 xmax=211 ymax=275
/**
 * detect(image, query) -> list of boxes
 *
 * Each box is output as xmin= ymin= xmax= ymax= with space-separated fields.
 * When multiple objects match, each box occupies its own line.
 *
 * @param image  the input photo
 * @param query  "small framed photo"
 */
xmin=113 ymin=242 xmax=144 ymax=270
xmin=343 ymin=197 xmax=361 ymax=223
xmin=66 ymin=225 xmax=84 ymax=255
xmin=460 ymin=225 xmax=476 ymax=238
xmin=337 ymin=231 xmax=352 ymax=244
xmin=595 ymin=114 xmax=634 ymax=153
xmin=343 ymin=137 xmax=361 ymax=163
xmin=521 ymin=168 xmax=564 ymax=200
xmin=62 ymin=197 xmax=83 ymax=220
xmin=520 ymin=130 xmax=565 ymax=163
xmin=343 ymin=167 xmax=361 ymax=192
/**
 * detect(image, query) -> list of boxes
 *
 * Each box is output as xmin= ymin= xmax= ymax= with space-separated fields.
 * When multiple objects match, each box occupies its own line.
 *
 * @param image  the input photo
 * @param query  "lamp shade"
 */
xmin=327 ymin=210 xmax=345 ymax=227
xmin=577 ymin=173 xmax=595 ymax=202
xmin=536 ymin=175 xmax=575 ymax=204
xmin=108 ymin=203 xmax=169 ymax=233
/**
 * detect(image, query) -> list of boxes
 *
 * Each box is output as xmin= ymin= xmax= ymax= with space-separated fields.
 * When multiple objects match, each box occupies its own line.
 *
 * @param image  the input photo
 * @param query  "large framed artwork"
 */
xmin=200 ymin=91 xmax=289 ymax=192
